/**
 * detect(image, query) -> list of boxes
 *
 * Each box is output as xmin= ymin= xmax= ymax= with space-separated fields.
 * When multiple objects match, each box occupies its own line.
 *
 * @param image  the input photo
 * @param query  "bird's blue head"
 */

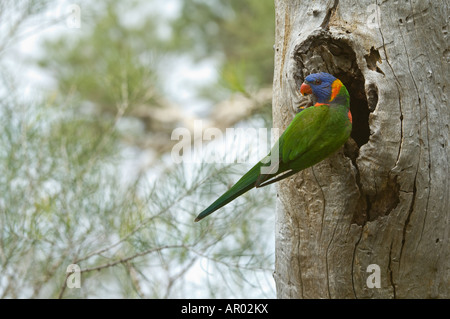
xmin=300 ymin=72 xmax=338 ymax=104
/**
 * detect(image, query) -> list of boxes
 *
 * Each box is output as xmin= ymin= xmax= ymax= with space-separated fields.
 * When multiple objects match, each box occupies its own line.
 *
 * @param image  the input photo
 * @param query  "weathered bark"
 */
xmin=273 ymin=0 xmax=448 ymax=298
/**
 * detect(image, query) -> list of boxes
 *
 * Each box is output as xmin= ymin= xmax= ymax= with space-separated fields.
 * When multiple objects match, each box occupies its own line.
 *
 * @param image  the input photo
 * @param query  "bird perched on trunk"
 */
xmin=195 ymin=72 xmax=352 ymax=222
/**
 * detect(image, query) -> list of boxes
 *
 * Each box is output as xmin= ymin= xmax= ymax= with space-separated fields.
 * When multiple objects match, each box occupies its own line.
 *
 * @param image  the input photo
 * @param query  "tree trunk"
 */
xmin=273 ymin=0 xmax=448 ymax=298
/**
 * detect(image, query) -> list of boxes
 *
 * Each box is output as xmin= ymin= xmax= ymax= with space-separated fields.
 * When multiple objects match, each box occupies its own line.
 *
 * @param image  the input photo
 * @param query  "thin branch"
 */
xmin=75 ymin=163 xmax=235 ymax=264
xmin=57 ymin=244 xmax=189 ymax=299
xmin=79 ymin=244 xmax=189 ymax=274
xmin=188 ymin=246 xmax=273 ymax=272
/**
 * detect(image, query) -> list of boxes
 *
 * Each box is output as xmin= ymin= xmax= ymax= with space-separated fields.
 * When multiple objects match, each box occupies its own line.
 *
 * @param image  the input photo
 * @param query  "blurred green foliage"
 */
xmin=0 ymin=0 xmax=277 ymax=298
xmin=39 ymin=0 xmax=275 ymax=121
xmin=169 ymin=0 xmax=275 ymax=93
xmin=39 ymin=1 xmax=164 ymax=116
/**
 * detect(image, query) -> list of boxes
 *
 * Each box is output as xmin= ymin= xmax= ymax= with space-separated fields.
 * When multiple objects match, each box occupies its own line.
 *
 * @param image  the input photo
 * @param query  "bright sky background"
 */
xmin=9 ymin=0 xmax=218 ymax=117
xmin=2 ymin=0 xmax=276 ymax=298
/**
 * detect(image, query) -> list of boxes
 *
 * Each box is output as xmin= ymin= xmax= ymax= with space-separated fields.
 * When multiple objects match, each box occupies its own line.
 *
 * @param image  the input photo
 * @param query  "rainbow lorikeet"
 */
xmin=195 ymin=72 xmax=352 ymax=222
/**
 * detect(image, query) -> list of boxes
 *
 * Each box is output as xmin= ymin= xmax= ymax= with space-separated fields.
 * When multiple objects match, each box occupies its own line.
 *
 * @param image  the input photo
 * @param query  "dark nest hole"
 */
xmin=293 ymin=33 xmax=374 ymax=149
xmin=292 ymin=33 xmax=401 ymax=225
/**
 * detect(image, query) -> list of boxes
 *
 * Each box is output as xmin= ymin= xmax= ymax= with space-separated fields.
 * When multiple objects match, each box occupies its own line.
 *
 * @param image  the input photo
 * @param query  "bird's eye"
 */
xmin=314 ymin=79 xmax=322 ymax=85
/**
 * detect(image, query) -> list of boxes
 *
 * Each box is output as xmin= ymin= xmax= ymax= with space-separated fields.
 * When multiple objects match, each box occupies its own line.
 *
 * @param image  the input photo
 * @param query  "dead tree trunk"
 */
xmin=273 ymin=0 xmax=449 ymax=298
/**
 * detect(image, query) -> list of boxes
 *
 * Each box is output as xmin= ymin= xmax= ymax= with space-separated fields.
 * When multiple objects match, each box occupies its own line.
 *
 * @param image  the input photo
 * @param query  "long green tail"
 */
xmin=194 ymin=162 xmax=263 ymax=222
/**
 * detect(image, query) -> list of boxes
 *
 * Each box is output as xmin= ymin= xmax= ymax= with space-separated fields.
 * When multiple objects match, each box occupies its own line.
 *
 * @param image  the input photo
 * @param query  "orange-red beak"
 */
xmin=300 ymin=83 xmax=312 ymax=96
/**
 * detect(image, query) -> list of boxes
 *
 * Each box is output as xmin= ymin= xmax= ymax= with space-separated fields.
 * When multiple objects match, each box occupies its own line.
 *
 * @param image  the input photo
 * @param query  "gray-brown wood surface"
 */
xmin=273 ymin=0 xmax=449 ymax=298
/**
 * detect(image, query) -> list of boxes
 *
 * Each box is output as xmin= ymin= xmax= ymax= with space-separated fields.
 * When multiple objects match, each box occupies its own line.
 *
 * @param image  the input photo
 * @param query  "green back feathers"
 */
xmin=194 ymin=74 xmax=352 ymax=222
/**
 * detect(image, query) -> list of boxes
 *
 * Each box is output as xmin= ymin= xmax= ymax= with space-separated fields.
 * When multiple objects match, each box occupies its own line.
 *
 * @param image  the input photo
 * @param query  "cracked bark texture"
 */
xmin=273 ymin=0 xmax=448 ymax=298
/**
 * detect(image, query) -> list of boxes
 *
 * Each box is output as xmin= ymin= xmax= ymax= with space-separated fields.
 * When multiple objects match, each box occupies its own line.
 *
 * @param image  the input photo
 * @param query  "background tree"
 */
xmin=273 ymin=0 xmax=448 ymax=298
xmin=0 ymin=0 xmax=277 ymax=298
xmin=169 ymin=0 xmax=275 ymax=94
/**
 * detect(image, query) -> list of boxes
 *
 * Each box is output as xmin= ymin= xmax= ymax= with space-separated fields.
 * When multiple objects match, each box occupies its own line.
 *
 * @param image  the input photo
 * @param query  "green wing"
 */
xmin=254 ymin=106 xmax=329 ymax=187
xmin=279 ymin=106 xmax=329 ymax=163
xmin=195 ymin=105 xmax=341 ymax=221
